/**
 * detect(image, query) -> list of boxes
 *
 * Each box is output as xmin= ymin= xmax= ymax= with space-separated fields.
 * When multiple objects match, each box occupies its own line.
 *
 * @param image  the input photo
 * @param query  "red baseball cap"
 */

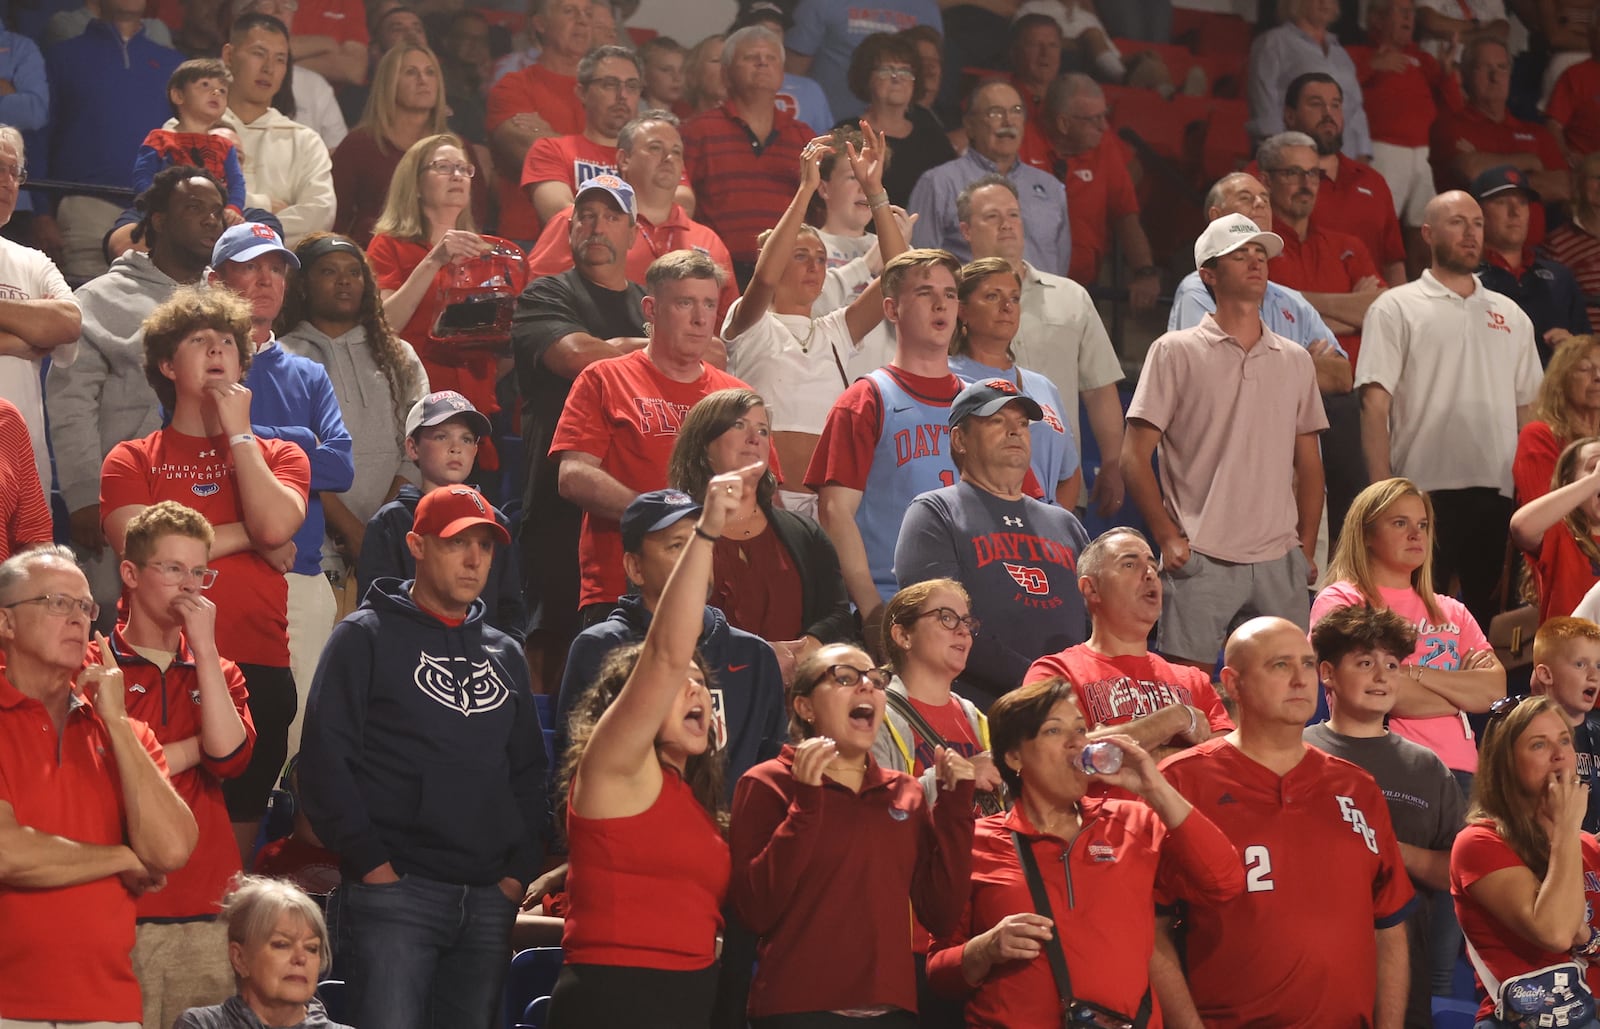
xmin=411 ymin=486 xmax=510 ymax=544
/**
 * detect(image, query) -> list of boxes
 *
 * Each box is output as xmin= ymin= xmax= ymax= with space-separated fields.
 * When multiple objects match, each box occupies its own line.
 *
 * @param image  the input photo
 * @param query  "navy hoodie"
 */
xmin=299 ymin=578 xmax=547 ymax=886
xmin=554 ymin=595 xmax=787 ymax=800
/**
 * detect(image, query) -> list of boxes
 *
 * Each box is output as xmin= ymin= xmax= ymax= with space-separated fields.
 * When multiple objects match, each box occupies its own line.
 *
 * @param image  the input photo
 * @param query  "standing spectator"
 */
xmin=807 ymin=126 xmax=906 ymax=319
xmin=1281 ymin=71 xmax=1408 ymax=288
xmin=368 ymin=132 xmax=527 ymax=480
xmin=335 ymin=5 xmax=426 ymax=125
xmin=1357 ymin=190 xmax=1543 ymax=628
xmin=1510 ymin=436 xmax=1600 ymax=621
xmin=550 ymin=249 xmax=757 ymax=623
xmin=1158 ymin=617 xmax=1415 ymax=1028
xmin=639 ymin=36 xmax=686 ymax=113
xmin=100 ymin=286 xmax=310 ymax=846
xmin=1022 ymin=74 xmax=1158 ymax=304
xmin=1122 ymin=215 xmax=1327 ymax=666
xmin=682 ymin=25 xmax=811 ymax=283
xmin=1472 ymin=164 xmax=1592 ymax=364
xmin=107 ymin=501 xmax=255 ymax=1029
xmin=234 ymin=0 xmax=351 ymax=152
xmin=1430 ymin=36 xmax=1569 ymax=247
xmin=1531 ymin=616 xmax=1600 ymax=833
xmin=486 ymin=0 xmax=591 ymax=243
xmin=1541 ymin=152 xmax=1600 ymax=329
xmin=1415 ymin=0 xmax=1510 ymax=62
xmin=436 ymin=10 xmax=494 ymax=145
xmin=333 ymin=44 xmax=489 ymax=246
xmin=1515 ymin=335 xmax=1600 ymax=505
xmin=1306 ymin=603 xmax=1466 ymax=1029
xmin=1358 ymin=0 xmax=1463 ymax=261
xmin=279 ymin=233 xmax=430 ymax=574
xmin=803 ymin=248 xmax=966 ymax=640
xmin=0 ymin=545 xmax=198 ymax=1026
xmin=47 ymin=168 xmax=225 ymax=617
xmin=217 ymin=13 xmax=337 ymax=246
xmin=45 ymin=0 xmax=173 ymax=47
xmin=845 ymin=31 xmax=955 ymax=209
xmin=41 ymin=0 xmax=182 ymax=279
xmin=958 ymin=175 xmax=1125 ymax=514
xmin=1547 ymin=20 xmax=1600 ymax=161
xmin=0 ymin=30 xmax=48 ymax=228
xmin=0 ymin=127 xmax=81 ymax=495
xmin=1249 ymin=0 xmax=1373 ymax=160
xmin=732 ymin=2 xmax=834 ymax=136
xmin=1008 ymin=13 xmax=1061 ymax=125
xmin=909 ymin=79 xmax=1072 ymax=277
xmin=299 ymin=485 xmax=547 ymax=1029
xmin=510 ymin=173 xmax=646 ymax=688
xmin=0 ymin=398 xmax=50 ymax=560
xmin=894 ymin=378 xmax=1091 ymax=706
xmin=1024 ymin=527 xmax=1231 ymax=761
xmin=785 ymin=0 xmax=940 ymax=123
xmin=283 ymin=0 xmax=368 ymax=88
xmin=680 ymin=34 xmax=725 ymax=118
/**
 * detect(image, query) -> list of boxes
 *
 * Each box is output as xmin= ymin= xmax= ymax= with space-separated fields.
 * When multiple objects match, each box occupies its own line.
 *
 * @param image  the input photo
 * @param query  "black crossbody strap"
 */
xmin=829 ymin=338 xmax=850 ymax=389
xmin=887 ymin=690 xmax=950 ymax=751
xmin=1011 ymin=829 xmax=1076 ymax=1019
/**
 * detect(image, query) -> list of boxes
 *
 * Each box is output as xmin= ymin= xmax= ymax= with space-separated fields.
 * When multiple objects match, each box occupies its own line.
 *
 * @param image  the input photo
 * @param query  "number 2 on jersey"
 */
xmin=1244 ymin=845 xmax=1274 ymax=892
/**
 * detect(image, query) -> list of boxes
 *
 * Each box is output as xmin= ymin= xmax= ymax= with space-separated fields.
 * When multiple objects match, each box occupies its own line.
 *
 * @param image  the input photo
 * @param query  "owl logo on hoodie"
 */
xmin=413 ymin=652 xmax=510 ymax=716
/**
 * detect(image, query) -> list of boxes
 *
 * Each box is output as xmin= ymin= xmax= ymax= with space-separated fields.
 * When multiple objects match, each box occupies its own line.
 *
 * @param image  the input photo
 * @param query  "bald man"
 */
xmin=1356 ymin=189 xmax=1541 ymax=628
xmin=1156 ymin=617 xmax=1416 ymax=1029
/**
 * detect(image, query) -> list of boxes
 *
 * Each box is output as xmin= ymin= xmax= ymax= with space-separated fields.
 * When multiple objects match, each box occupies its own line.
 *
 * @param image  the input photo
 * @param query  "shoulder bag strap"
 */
xmin=829 ymin=336 xmax=850 ymax=389
xmin=1010 ymin=829 xmax=1075 ymax=1024
xmin=886 ymin=689 xmax=949 ymax=751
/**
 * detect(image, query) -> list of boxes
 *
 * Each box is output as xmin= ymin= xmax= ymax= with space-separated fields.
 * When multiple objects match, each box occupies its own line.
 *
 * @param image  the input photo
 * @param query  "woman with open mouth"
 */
xmin=729 ymin=641 xmax=977 ymax=1027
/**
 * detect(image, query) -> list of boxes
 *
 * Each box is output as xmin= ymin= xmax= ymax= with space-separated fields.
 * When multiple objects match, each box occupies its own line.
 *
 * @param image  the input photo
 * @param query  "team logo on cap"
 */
xmin=425 ymin=390 xmax=470 ymax=410
xmin=448 ymin=486 xmax=488 ymax=514
xmin=1229 ymin=222 xmax=1256 ymax=235
xmin=658 ymin=489 xmax=695 ymax=506
xmin=982 ymin=378 xmax=1019 ymax=395
xmin=250 ymin=224 xmax=278 ymax=241
xmin=588 ymin=173 xmax=625 ymax=190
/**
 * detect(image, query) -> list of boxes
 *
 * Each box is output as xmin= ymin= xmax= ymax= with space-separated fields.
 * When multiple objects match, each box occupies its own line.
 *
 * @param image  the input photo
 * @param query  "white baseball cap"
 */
xmin=1194 ymin=212 xmax=1284 ymax=267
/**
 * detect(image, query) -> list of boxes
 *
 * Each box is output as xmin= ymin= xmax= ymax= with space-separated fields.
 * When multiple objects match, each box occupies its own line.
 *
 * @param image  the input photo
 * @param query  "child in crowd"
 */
xmin=1531 ymin=616 xmax=1600 ymax=834
xmin=133 ymin=58 xmax=247 ymax=226
xmin=1510 ymin=435 xmax=1600 ymax=621
xmin=356 ymin=390 xmax=526 ymax=641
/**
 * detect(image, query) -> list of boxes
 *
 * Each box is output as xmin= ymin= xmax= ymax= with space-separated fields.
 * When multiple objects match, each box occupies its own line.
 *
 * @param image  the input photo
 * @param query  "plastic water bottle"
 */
xmin=1077 ymin=741 xmax=1123 ymax=775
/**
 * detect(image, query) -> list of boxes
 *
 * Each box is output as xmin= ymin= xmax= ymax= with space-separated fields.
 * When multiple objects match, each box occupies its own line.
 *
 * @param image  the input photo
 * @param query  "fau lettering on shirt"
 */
xmin=1025 ymin=645 xmax=1233 ymax=735
xmin=1161 ymin=738 xmax=1416 ymax=1029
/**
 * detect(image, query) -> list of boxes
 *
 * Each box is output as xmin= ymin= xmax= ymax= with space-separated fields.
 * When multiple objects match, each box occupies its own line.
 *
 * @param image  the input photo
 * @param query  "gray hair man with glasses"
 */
xmin=893 ymin=377 xmax=1091 ymax=708
xmin=0 ymin=542 xmax=199 ymax=1026
xmin=908 ymin=77 xmax=1071 ymax=275
xmin=98 ymin=499 xmax=254 ymax=1029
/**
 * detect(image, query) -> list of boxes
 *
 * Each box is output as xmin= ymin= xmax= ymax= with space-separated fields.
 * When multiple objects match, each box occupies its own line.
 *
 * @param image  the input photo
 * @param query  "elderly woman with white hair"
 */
xmin=173 ymin=876 xmax=353 ymax=1029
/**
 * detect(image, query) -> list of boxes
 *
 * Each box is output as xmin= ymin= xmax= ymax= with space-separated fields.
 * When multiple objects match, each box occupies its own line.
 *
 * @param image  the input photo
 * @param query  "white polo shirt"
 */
xmin=724 ymin=302 xmax=862 ymax=434
xmin=0 ymin=237 xmax=75 ymax=493
xmin=1011 ymin=262 xmax=1124 ymax=446
xmin=1354 ymin=269 xmax=1541 ymax=497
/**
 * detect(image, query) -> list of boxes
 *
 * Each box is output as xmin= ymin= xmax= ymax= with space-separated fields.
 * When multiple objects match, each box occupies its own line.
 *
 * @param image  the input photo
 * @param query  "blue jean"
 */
xmin=328 ymin=874 xmax=517 ymax=1029
xmin=1096 ymin=1 xmax=1172 ymax=43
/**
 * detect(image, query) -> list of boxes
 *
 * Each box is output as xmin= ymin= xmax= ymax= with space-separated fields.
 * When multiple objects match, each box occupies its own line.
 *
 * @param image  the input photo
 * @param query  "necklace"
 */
xmin=784 ymin=313 xmax=818 ymax=354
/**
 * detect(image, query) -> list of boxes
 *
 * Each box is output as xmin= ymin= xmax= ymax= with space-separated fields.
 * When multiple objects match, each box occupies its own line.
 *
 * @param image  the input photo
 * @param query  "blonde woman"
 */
xmin=1514 ymin=335 xmax=1600 ymax=505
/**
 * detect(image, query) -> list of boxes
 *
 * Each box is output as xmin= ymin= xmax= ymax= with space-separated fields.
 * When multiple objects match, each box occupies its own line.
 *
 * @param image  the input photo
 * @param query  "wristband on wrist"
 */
xmin=228 ymin=433 xmax=255 ymax=448
xmin=693 ymin=526 xmax=721 ymax=543
xmin=867 ymin=190 xmax=891 ymax=209
xmin=1183 ymin=704 xmax=1198 ymax=738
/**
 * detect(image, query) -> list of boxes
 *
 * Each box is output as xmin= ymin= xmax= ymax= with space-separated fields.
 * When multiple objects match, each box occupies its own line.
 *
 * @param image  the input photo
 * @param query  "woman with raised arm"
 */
xmin=545 ymin=463 xmax=762 ymax=1029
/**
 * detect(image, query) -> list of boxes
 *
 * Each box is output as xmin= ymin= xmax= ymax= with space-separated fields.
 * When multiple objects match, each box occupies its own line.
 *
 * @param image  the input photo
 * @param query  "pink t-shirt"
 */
xmin=1312 ymin=581 xmax=1489 ymax=772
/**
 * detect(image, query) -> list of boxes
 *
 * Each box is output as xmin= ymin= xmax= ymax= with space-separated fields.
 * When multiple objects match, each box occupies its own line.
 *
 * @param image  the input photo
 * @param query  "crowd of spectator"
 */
xmin=19 ymin=0 xmax=1600 ymax=1028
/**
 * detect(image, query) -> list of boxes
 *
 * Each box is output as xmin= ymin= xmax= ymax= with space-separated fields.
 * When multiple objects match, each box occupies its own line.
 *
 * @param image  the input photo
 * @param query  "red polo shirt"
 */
xmin=1351 ymin=42 xmax=1463 ymax=149
xmin=1271 ymin=221 xmax=1381 ymax=360
xmin=1019 ymin=131 xmax=1138 ymax=284
xmin=486 ymin=63 xmax=586 ymax=240
xmin=1547 ymin=58 xmax=1600 ymax=157
xmin=681 ymin=101 xmax=810 ymax=265
xmin=1243 ymin=156 xmax=1405 ymax=275
xmin=1431 ymin=104 xmax=1566 ymax=245
xmin=0 ymin=673 xmax=167 ymax=1023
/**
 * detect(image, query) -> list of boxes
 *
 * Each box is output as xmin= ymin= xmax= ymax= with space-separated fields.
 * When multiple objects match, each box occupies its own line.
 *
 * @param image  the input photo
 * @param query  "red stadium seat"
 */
xmin=1201 ymin=98 xmax=1253 ymax=182
xmin=1171 ymin=9 xmax=1255 ymax=55
xmin=1106 ymin=87 xmax=1210 ymax=167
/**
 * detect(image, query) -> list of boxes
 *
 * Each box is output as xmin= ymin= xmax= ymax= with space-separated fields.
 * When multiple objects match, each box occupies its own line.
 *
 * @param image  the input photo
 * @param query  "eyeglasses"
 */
xmin=912 ymin=606 xmax=981 ymax=635
xmin=585 ymin=76 xmax=643 ymax=94
xmin=142 ymin=561 xmax=220 ymax=590
xmin=4 ymin=593 xmax=99 ymax=620
xmin=1486 ymin=695 xmax=1521 ymax=723
xmin=822 ymin=664 xmax=891 ymax=690
xmin=873 ymin=65 xmax=915 ymax=81
xmin=0 ymin=163 xmax=27 ymax=184
xmin=1068 ymin=111 xmax=1109 ymax=125
xmin=425 ymin=160 xmax=475 ymax=178
xmin=1269 ymin=166 xmax=1326 ymax=184
xmin=980 ymin=104 xmax=1026 ymax=123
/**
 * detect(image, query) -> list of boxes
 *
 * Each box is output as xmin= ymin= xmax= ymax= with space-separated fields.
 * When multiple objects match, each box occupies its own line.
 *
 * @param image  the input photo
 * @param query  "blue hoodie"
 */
xmin=299 ymin=578 xmax=547 ymax=886
xmin=555 ymin=595 xmax=787 ymax=801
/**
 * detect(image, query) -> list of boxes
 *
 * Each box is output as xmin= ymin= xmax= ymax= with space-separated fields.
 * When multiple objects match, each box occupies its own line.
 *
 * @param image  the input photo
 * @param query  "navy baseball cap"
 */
xmin=621 ymin=489 xmax=702 ymax=552
xmin=1470 ymin=164 xmax=1541 ymax=203
xmin=948 ymin=378 xmax=1044 ymax=427
xmin=404 ymin=390 xmax=492 ymax=439
xmin=212 ymin=222 xmax=300 ymax=269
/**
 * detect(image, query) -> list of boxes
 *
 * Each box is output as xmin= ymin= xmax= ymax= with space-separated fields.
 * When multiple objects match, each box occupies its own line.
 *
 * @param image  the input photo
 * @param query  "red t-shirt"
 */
xmin=525 ymin=202 xmax=740 ymax=321
xmin=486 ymin=64 xmax=586 ymax=240
xmin=710 ymin=530 xmax=804 ymax=642
xmin=294 ymin=0 xmax=368 ymax=46
xmin=906 ymin=695 xmax=984 ymax=774
xmin=1431 ymin=105 xmax=1566 ymax=245
xmin=1513 ymin=419 xmax=1562 ymax=505
xmin=1160 ymin=739 xmax=1416 ymax=1029
xmin=100 ymin=430 xmax=311 ymax=667
xmin=0 ymin=395 xmax=50 ymax=560
xmin=0 ymin=673 xmax=168 ymax=1023
xmin=1547 ymin=58 xmax=1600 ymax=158
xmin=521 ymin=133 xmax=619 ymax=201
xmin=1352 ymin=42 xmax=1463 ymax=149
xmin=1271 ymin=224 xmax=1381 ymax=361
xmin=1534 ymin=522 xmax=1600 ymax=621
xmin=549 ymin=348 xmax=760 ymax=608
xmin=95 ymin=629 xmax=255 ymax=921
xmin=1452 ymin=824 xmax=1600 ymax=1020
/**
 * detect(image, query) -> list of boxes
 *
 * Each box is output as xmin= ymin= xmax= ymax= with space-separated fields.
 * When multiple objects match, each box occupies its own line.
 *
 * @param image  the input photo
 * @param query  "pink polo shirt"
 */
xmin=1127 ymin=313 xmax=1328 ymax=563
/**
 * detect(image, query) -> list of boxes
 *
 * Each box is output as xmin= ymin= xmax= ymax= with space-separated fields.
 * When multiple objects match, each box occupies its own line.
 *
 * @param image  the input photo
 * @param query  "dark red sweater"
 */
xmin=730 ymin=745 xmax=975 ymax=1017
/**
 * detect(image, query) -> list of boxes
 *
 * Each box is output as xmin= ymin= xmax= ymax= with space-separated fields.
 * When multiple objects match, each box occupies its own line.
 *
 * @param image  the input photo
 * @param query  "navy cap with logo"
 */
xmin=621 ymin=489 xmax=703 ymax=552
xmin=404 ymin=390 xmax=493 ymax=440
xmin=948 ymin=378 xmax=1045 ymax=428
xmin=1470 ymin=164 xmax=1541 ymax=203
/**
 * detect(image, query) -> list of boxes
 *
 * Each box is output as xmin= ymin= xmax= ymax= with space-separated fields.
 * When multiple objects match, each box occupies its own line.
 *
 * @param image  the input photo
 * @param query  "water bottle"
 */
xmin=1077 ymin=741 xmax=1123 ymax=775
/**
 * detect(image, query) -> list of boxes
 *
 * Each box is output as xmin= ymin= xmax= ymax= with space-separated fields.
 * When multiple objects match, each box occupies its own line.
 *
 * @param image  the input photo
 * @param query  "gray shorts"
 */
xmin=1157 ymin=548 xmax=1311 ymax=664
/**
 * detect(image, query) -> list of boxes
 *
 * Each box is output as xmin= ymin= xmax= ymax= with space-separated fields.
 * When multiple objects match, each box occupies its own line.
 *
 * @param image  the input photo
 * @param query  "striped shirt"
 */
xmin=0 ymin=397 xmax=51 ymax=561
xmin=1541 ymin=221 xmax=1600 ymax=328
xmin=682 ymin=100 xmax=810 ymax=265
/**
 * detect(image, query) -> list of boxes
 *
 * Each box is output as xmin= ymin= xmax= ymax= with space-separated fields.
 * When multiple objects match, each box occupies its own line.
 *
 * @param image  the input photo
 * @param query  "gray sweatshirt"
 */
xmin=46 ymin=251 xmax=182 ymax=513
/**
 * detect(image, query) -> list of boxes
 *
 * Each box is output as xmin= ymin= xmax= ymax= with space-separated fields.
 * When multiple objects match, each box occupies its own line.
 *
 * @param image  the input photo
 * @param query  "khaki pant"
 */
xmin=285 ymin=571 xmax=337 ymax=758
xmin=55 ymin=195 xmax=121 ymax=280
xmin=130 ymin=918 xmax=233 ymax=1029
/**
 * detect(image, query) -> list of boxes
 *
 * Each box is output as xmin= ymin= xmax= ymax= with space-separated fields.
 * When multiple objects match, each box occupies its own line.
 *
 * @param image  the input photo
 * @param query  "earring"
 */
xmin=642 ymin=322 xmax=653 ymax=337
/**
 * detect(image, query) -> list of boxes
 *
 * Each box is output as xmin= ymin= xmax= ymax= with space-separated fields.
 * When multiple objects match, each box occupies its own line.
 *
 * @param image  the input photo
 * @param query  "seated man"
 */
xmin=553 ymin=489 xmax=785 ymax=791
xmin=1545 ymin=18 xmax=1600 ymax=161
xmin=894 ymin=378 xmax=1091 ymax=706
xmin=523 ymin=45 xmax=641 ymax=227
xmin=0 ymin=398 xmax=51 ymax=560
xmin=0 ymin=545 xmax=197 ymax=1025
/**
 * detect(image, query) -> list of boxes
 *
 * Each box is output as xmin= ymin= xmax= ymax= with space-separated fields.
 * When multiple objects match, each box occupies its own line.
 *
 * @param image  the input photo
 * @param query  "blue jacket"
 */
xmin=299 ymin=577 xmax=548 ymax=886
xmin=245 ymin=341 xmax=355 ymax=577
xmin=555 ymin=595 xmax=787 ymax=800
xmin=357 ymin=483 xmax=526 ymax=643
xmin=44 ymin=20 xmax=181 ymax=187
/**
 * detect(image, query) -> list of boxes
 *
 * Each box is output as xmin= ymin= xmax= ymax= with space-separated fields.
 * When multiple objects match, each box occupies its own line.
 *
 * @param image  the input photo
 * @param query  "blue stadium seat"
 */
xmin=503 ymin=947 xmax=563 ymax=1029
xmin=316 ymin=979 xmax=348 ymax=1025
xmin=1432 ymin=995 xmax=1477 ymax=1029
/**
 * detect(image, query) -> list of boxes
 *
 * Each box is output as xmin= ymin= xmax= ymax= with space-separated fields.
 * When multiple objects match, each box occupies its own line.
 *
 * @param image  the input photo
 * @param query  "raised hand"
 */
xmin=205 ymin=381 xmax=253 ymax=437
xmin=934 ymin=744 xmax=977 ymax=792
xmin=846 ymin=119 xmax=889 ymax=195
xmin=701 ymin=462 xmax=765 ymax=537
xmin=792 ymin=735 xmax=839 ymax=786
xmin=171 ymin=593 xmax=219 ymax=655
xmin=81 ymin=632 xmax=127 ymax=721
xmin=798 ymin=136 xmax=834 ymax=194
